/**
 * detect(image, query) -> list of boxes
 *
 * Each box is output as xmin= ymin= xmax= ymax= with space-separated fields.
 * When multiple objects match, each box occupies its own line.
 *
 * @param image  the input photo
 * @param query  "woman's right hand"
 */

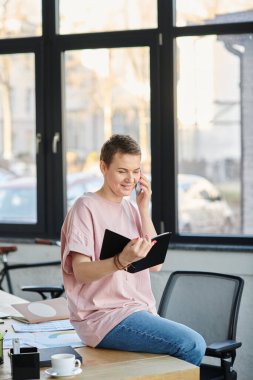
xmin=118 ymin=235 xmax=156 ymax=267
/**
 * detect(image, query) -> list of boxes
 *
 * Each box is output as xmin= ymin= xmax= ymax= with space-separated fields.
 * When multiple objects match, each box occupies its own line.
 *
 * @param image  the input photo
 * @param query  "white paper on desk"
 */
xmin=3 ymin=332 xmax=37 ymax=348
xmin=12 ymin=319 xmax=74 ymax=332
xmin=3 ymin=331 xmax=85 ymax=349
xmin=0 ymin=304 xmax=24 ymax=318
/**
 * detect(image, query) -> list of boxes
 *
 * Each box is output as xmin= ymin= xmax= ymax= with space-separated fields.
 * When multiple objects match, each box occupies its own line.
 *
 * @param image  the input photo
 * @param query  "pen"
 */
xmin=12 ymin=338 xmax=20 ymax=354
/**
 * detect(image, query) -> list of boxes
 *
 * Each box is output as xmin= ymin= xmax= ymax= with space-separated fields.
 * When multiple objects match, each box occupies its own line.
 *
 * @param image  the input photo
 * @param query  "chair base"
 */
xmin=201 ymin=363 xmax=237 ymax=380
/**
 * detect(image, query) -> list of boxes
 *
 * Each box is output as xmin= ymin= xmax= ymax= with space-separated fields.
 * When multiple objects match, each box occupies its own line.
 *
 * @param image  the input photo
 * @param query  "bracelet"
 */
xmin=113 ymin=254 xmax=130 ymax=271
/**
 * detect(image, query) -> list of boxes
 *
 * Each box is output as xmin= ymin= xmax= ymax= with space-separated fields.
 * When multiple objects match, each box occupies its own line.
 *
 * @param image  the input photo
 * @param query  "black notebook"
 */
xmin=39 ymin=346 xmax=83 ymax=367
xmin=100 ymin=229 xmax=172 ymax=273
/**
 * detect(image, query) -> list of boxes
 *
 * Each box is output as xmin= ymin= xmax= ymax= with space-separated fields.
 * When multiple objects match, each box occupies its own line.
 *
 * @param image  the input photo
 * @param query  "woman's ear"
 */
xmin=100 ymin=160 xmax=106 ymax=175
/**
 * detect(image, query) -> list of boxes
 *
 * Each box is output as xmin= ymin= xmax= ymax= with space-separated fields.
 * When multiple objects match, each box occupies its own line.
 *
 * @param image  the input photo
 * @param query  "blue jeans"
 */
xmin=97 ymin=311 xmax=206 ymax=366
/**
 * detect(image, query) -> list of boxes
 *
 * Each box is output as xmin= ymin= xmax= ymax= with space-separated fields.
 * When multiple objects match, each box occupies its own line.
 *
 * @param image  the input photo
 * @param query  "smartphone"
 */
xmin=135 ymin=181 xmax=141 ymax=195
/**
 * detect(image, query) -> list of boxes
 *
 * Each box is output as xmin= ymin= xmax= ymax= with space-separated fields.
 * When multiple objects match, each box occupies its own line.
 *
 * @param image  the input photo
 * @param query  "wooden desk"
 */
xmin=0 ymin=291 xmax=199 ymax=379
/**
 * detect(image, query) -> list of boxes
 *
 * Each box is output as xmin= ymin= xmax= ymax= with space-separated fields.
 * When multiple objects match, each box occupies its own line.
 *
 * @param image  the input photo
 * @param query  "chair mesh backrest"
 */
xmin=158 ymin=271 xmax=243 ymax=346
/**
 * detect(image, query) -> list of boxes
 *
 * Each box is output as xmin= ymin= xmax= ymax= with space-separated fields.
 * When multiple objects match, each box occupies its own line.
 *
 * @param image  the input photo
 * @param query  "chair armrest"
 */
xmin=21 ymin=285 xmax=64 ymax=299
xmin=22 ymin=285 xmax=64 ymax=293
xmin=206 ymin=340 xmax=242 ymax=355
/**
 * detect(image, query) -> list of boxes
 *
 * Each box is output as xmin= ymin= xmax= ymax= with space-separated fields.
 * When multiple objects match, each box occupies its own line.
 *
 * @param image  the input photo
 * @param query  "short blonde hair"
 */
xmin=100 ymin=134 xmax=141 ymax=166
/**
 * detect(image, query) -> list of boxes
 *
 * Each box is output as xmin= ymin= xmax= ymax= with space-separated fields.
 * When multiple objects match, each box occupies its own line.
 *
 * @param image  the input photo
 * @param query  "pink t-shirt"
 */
xmin=61 ymin=192 xmax=157 ymax=347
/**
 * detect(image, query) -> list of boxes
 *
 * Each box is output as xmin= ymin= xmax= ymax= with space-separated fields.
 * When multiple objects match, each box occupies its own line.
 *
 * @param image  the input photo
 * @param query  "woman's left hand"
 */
xmin=136 ymin=174 xmax=151 ymax=213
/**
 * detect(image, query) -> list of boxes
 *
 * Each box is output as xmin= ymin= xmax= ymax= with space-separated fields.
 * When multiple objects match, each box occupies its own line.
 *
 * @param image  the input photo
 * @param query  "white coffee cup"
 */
xmin=51 ymin=353 xmax=81 ymax=376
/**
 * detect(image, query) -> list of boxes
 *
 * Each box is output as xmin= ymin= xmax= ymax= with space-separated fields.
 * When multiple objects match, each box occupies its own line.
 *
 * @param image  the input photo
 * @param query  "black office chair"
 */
xmin=21 ymin=238 xmax=65 ymax=299
xmin=158 ymin=271 xmax=244 ymax=380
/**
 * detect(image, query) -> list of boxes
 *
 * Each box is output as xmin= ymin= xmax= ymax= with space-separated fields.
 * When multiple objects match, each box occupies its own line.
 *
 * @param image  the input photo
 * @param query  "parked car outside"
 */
xmin=0 ymin=172 xmax=103 ymax=224
xmin=67 ymin=171 xmax=103 ymax=209
xmin=0 ymin=172 xmax=234 ymax=234
xmin=178 ymin=174 xmax=234 ymax=234
xmin=0 ymin=177 xmax=36 ymax=224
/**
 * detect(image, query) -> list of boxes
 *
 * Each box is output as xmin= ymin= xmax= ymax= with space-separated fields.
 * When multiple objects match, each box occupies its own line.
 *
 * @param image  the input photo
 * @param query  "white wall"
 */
xmin=1 ymin=244 xmax=252 ymax=380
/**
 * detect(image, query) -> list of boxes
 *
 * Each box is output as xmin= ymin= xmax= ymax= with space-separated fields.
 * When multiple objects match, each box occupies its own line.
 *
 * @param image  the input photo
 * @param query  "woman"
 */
xmin=61 ymin=134 xmax=206 ymax=365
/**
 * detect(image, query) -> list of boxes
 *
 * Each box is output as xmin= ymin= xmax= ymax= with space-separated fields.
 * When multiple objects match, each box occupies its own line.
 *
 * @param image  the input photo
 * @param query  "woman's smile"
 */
xmin=121 ymin=183 xmax=134 ymax=191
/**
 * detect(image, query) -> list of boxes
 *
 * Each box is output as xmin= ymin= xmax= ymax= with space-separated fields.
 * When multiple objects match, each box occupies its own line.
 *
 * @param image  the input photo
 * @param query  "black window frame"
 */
xmin=0 ymin=37 xmax=45 ymax=236
xmin=159 ymin=0 xmax=253 ymax=249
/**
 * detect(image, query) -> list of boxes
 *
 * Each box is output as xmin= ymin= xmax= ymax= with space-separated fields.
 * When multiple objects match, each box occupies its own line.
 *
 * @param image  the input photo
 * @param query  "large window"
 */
xmin=0 ymin=53 xmax=37 ymax=224
xmin=170 ymin=3 xmax=253 ymax=243
xmin=176 ymin=0 xmax=253 ymax=26
xmin=0 ymin=0 xmax=252 ymax=248
xmin=0 ymin=0 xmax=41 ymax=38
xmin=59 ymin=0 xmax=157 ymax=33
xmin=64 ymin=47 xmax=151 ymax=209
xmin=177 ymin=35 xmax=243 ymax=235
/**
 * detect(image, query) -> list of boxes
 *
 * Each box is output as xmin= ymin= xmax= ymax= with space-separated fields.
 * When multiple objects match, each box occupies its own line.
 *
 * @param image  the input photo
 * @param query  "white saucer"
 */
xmin=44 ymin=367 xmax=82 ymax=377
